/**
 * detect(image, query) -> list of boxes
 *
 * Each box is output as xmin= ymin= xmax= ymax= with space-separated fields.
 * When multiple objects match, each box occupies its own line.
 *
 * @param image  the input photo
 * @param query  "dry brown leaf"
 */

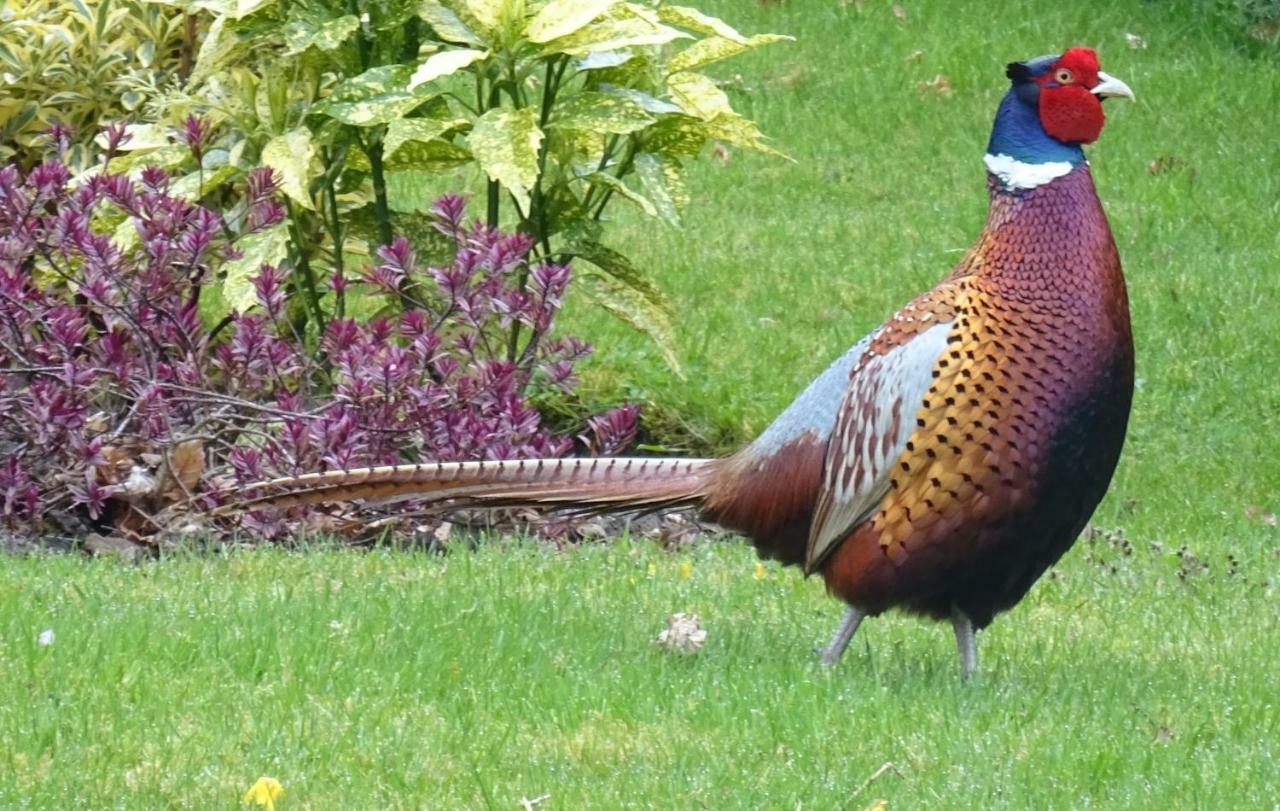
xmin=892 ymin=4 xmax=907 ymax=22
xmin=169 ymin=439 xmax=205 ymax=493
xmin=916 ymin=74 xmax=952 ymax=97
xmin=1124 ymin=32 xmax=1147 ymax=49
xmin=1146 ymin=155 xmax=1188 ymax=175
xmin=905 ymin=50 xmax=924 ymax=64
xmin=94 ymin=446 xmax=134 ymax=485
xmin=1244 ymin=505 xmax=1277 ymax=527
xmin=656 ymin=612 xmax=706 ymax=653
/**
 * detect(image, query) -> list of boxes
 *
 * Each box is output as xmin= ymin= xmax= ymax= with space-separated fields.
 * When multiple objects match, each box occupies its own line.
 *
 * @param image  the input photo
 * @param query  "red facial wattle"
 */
xmin=1039 ymin=86 xmax=1105 ymax=143
xmin=1037 ymin=47 xmax=1106 ymax=144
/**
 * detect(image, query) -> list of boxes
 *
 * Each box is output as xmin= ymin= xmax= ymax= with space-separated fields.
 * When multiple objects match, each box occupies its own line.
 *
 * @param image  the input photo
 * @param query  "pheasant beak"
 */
xmin=1092 ymin=71 xmax=1135 ymax=101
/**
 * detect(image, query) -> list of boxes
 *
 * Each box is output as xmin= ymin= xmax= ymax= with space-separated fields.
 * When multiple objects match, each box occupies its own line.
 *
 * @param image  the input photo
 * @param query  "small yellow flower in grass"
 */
xmin=243 ymin=777 xmax=284 ymax=810
xmin=753 ymin=562 xmax=767 ymax=580
xmin=646 ymin=562 xmax=657 ymax=576
xmin=679 ymin=562 xmax=693 ymax=580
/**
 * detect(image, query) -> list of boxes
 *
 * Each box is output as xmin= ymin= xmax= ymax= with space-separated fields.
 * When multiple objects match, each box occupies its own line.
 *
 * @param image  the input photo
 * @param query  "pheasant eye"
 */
xmin=1054 ymin=68 xmax=1074 ymax=84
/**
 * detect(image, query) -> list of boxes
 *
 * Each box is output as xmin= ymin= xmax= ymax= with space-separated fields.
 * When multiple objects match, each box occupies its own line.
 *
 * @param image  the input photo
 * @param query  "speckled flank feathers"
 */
xmin=819 ymin=164 xmax=1133 ymax=628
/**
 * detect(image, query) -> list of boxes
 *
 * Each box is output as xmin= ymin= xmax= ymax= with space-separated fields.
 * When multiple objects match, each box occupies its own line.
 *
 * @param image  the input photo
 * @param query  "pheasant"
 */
xmin=229 ymin=47 xmax=1136 ymax=676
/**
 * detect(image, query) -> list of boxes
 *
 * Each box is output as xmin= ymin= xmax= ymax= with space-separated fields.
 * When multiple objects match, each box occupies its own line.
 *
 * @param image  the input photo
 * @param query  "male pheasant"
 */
xmin=230 ymin=47 xmax=1136 ymax=676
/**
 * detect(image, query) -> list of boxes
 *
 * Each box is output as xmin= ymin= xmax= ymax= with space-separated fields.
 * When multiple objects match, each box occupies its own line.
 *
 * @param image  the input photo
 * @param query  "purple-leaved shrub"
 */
xmin=0 ymin=127 xmax=637 ymax=541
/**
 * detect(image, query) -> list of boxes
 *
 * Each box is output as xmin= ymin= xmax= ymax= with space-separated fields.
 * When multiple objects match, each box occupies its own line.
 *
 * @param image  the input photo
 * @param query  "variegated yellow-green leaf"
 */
xmin=261 ymin=128 xmax=318 ymax=209
xmin=703 ymin=112 xmax=788 ymax=158
xmin=384 ymin=116 xmax=470 ymax=158
xmin=633 ymin=153 xmax=682 ymax=227
xmin=643 ymin=116 xmax=706 ymax=158
xmin=575 ymin=49 xmax=633 ymax=70
xmin=526 ymin=0 xmax=618 ymax=44
xmin=407 ymin=48 xmax=488 ymax=90
xmin=191 ymin=0 xmax=277 ymax=21
xmin=283 ymin=13 xmax=359 ymax=55
xmin=189 ymin=15 xmax=240 ymax=84
xmin=551 ymin=91 xmax=653 ymax=134
xmin=656 ymin=4 xmax=745 ymax=42
xmin=418 ymin=2 xmax=486 ymax=46
xmin=384 ymin=139 xmax=473 ymax=171
xmin=666 ymin=71 xmax=731 ymax=121
xmin=93 ymin=123 xmax=170 ymax=151
xmin=113 ymin=216 xmax=140 ymax=254
xmin=169 ymin=164 xmax=239 ymax=202
xmin=468 ymin=106 xmax=542 ymax=212
xmin=570 ymin=248 xmax=680 ymax=373
xmin=222 ymin=223 xmax=289 ymax=313
xmin=602 ymin=87 xmax=682 ymax=115
xmin=315 ymin=65 xmax=435 ymax=126
xmin=585 ymin=171 xmax=655 ymax=218
xmin=454 ymin=0 xmax=510 ymax=35
xmin=543 ymin=16 xmax=689 ymax=56
xmin=562 ymin=239 xmax=671 ymax=313
xmin=667 ymin=33 xmax=792 ymax=74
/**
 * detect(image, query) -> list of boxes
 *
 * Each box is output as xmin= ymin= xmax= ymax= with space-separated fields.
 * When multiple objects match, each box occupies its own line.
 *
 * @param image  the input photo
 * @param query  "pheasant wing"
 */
xmin=804 ymin=288 xmax=962 ymax=572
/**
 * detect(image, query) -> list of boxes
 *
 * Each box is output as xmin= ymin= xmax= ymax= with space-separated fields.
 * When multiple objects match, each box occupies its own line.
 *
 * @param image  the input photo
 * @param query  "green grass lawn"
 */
xmin=3 ymin=0 xmax=1279 ymax=807
xmin=1 ymin=538 xmax=1276 ymax=808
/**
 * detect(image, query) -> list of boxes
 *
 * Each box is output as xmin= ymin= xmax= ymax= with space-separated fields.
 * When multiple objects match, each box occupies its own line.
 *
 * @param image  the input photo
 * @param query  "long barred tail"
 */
xmin=223 ymin=456 xmax=721 ymax=516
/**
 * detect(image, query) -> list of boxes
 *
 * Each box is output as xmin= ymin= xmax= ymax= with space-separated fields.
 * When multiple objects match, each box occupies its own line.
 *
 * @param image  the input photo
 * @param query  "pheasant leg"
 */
xmin=951 ymin=606 xmax=977 ymax=678
xmin=819 ymin=606 xmax=865 ymax=667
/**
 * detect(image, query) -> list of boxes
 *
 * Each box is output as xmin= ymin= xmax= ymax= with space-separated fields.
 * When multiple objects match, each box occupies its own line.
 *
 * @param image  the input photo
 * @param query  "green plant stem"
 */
xmin=323 ymin=165 xmax=346 ymax=321
xmin=284 ymin=199 xmax=327 ymax=336
xmin=581 ymin=134 xmax=621 ymax=215
xmin=591 ymin=139 xmax=639 ymax=221
xmin=347 ymin=0 xmax=373 ymax=70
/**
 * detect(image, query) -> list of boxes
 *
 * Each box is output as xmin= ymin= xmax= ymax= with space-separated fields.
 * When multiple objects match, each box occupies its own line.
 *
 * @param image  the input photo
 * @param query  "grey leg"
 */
xmin=819 ymin=606 xmax=865 ymax=668
xmin=951 ymin=606 xmax=977 ymax=678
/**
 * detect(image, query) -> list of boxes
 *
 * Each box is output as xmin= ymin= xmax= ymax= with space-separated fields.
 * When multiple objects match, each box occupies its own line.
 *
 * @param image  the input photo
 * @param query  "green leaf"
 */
xmin=633 ymin=152 xmax=682 ymax=227
xmin=561 ymin=238 xmax=670 ymax=310
xmin=384 ymin=138 xmax=473 ymax=171
xmin=222 ymin=223 xmax=289 ymax=313
xmin=191 ymin=0 xmax=277 ymax=20
xmin=575 ymin=49 xmax=632 ymax=70
xmin=467 ymin=106 xmax=543 ymax=212
xmin=551 ymin=91 xmax=653 ymax=134
xmin=314 ymin=65 xmax=436 ymax=126
xmin=601 ymin=87 xmax=682 ymax=115
xmin=283 ymin=13 xmax=359 ymax=55
xmin=666 ymin=33 xmax=792 ymax=74
xmin=666 ymin=71 xmax=731 ymax=121
xmin=407 ymin=48 xmax=488 ymax=90
xmin=575 ymin=262 xmax=681 ymax=375
xmin=452 ymin=0 xmax=510 ymax=35
xmin=189 ymin=15 xmax=244 ymax=85
xmin=261 ymin=128 xmax=318 ymax=209
xmin=584 ymin=171 xmax=655 ymax=218
xmin=657 ymin=4 xmax=745 ymax=42
xmin=169 ymin=164 xmax=238 ymax=201
xmin=91 ymin=123 xmax=169 ymax=152
xmin=418 ymin=2 xmax=486 ymax=46
xmin=542 ymin=15 xmax=690 ymax=56
xmin=526 ymin=0 xmax=619 ymax=44
xmin=702 ymin=112 xmax=788 ymax=158
xmin=640 ymin=115 xmax=703 ymax=158
xmin=384 ymin=116 xmax=470 ymax=158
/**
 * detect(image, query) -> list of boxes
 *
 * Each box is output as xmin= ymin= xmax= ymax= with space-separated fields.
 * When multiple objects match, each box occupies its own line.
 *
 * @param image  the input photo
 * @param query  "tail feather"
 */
xmin=223 ymin=456 xmax=720 ymax=516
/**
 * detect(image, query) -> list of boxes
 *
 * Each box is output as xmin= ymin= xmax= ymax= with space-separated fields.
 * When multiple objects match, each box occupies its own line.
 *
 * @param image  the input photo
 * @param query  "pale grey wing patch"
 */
xmin=747 ymin=335 xmax=871 ymax=457
xmin=804 ymin=321 xmax=955 ymax=571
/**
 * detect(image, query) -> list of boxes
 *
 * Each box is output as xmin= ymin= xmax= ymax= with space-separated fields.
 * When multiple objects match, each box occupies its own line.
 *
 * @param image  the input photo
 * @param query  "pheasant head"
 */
xmin=986 ymin=47 xmax=1135 ymax=190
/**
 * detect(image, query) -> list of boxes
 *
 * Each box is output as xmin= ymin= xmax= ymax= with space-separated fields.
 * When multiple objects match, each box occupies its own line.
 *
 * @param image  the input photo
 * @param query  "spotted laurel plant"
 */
xmin=0 ymin=133 xmax=636 ymax=539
